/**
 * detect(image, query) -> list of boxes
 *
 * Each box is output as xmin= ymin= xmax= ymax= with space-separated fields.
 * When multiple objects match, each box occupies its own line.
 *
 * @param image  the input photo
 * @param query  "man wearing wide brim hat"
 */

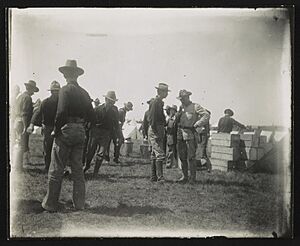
xmin=107 ymin=101 xmax=134 ymax=164
xmin=175 ymin=89 xmax=211 ymax=184
xmin=84 ymin=91 xmax=119 ymax=177
xmin=27 ymin=80 xmax=61 ymax=173
xmin=217 ymin=108 xmax=246 ymax=134
xmin=148 ymin=82 xmax=170 ymax=182
xmin=13 ymin=80 xmax=39 ymax=171
xmin=42 ymin=60 xmax=95 ymax=212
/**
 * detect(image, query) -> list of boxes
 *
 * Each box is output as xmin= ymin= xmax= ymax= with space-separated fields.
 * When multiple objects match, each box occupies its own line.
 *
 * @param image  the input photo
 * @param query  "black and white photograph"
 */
xmin=8 ymin=7 xmax=292 ymax=238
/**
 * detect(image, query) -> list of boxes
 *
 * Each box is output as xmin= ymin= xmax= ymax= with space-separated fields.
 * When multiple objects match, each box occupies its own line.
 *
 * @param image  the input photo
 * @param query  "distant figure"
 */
xmin=148 ymin=82 xmax=170 ymax=182
xmin=13 ymin=80 xmax=39 ymax=170
xmin=165 ymin=105 xmax=178 ymax=169
xmin=10 ymin=84 xmax=21 ymax=147
xmin=93 ymin=98 xmax=100 ymax=108
xmin=83 ymin=91 xmax=119 ymax=177
xmin=217 ymin=109 xmax=246 ymax=133
xmin=141 ymin=98 xmax=154 ymax=140
xmin=42 ymin=59 xmax=95 ymax=212
xmin=107 ymin=101 xmax=133 ymax=164
xmin=27 ymin=81 xmax=61 ymax=172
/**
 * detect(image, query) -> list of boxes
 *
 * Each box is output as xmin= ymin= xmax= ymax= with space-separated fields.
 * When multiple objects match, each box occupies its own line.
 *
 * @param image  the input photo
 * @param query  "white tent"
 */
xmin=122 ymin=120 xmax=143 ymax=140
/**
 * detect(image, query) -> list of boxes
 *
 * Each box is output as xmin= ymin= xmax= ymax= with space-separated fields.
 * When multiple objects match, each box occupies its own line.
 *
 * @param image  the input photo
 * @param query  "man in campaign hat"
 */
xmin=83 ymin=91 xmax=119 ymax=177
xmin=217 ymin=108 xmax=246 ymax=133
xmin=27 ymin=81 xmax=61 ymax=172
xmin=42 ymin=60 xmax=95 ymax=212
xmin=107 ymin=101 xmax=133 ymax=164
xmin=148 ymin=82 xmax=170 ymax=182
xmin=175 ymin=89 xmax=210 ymax=184
xmin=13 ymin=80 xmax=39 ymax=171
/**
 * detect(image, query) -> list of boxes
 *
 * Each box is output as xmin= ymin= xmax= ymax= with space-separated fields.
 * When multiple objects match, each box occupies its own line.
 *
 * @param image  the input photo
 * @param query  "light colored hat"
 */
xmin=48 ymin=81 xmax=61 ymax=91
xmin=24 ymin=80 xmax=39 ymax=92
xmin=103 ymin=91 xmax=118 ymax=102
xmin=170 ymin=105 xmax=178 ymax=111
xmin=58 ymin=59 xmax=84 ymax=76
xmin=176 ymin=89 xmax=192 ymax=100
xmin=124 ymin=102 xmax=133 ymax=111
xmin=155 ymin=82 xmax=170 ymax=92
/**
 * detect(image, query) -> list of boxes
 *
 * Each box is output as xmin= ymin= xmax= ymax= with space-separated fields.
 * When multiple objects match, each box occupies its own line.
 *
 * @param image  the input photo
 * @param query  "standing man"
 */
xmin=13 ymin=80 xmax=39 ymax=171
xmin=165 ymin=105 xmax=178 ymax=169
xmin=142 ymin=98 xmax=154 ymax=140
xmin=218 ymin=108 xmax=246 ymax=133
xmin=108 ymin=101 xmax=133 ymax=163
xmin=27 ymin=81 xmax=61 ymax=172
xmin=42 ymin=60 xmax=95 ymax=212
xmin=148 ymin=83 xmax=169 ymax=182
xmin=176 ymin=89 xmax=210 ymax=184
xmin=83 ymin=91 xmax=119 ymax=178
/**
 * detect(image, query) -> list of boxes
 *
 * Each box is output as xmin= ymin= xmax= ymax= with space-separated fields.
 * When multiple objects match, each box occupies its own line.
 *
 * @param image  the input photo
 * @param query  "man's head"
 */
xmin=59 ymin=59 xmax=84 ymax=81
xmin=124 ymin=102 xmax=133 ymax=111
xmin=224 ymin=108 xmax=234 ymax=117
xmin=24 ymin=80 xmax=39 ymax=96
xmin=155 ymin=82 xmax=170 ymax=99
xmin=165 ymin=105 xmax=171 ymax=116
xmin=176 ymin=89 xmax=192 ymax=106
xmin=94 ymin=98 xmax=100 ymax=107
xmin=103 ymin=91 xmax=118 ymax=108
xmin=48 ymin=81 xmax=61 ymax=96
xmin=169 ymin=105 xmax=178 ymax=117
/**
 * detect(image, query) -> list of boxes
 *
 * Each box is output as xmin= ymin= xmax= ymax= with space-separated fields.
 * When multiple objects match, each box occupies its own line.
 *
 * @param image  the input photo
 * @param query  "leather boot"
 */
xmin=177 ymin=160 xmax=188 ymax=183
xmin=156 ymin=160 xmax=165 ymax=182
xmin=189 ymin=159 xmax=196 ymax=184
xmin=93 ymin=158 xmax=103 ymax=178
xmin=150 ymin=159 xmax=157 ymax=182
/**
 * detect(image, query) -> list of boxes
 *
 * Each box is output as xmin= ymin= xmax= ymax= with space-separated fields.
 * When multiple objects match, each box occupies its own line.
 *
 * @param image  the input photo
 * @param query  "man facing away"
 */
xmin=217 ymin=108 xmax=246 ymax=133
xmin=83 ymin=91 xmax=119 ymax=178
xmin=107 ymin=101 xmax=133 ymax=164
xmin=27 ymin=81 xmax=61 ymax=172
xmin=42 ymin=59 xmax=95 ymax=212
xmin=13 ymin=80 xmax=39 ymax=171
xmin=176 ymin=89 xmax=210 ymax=184
xmin=148 ymin=83 xmax=169 ymax=182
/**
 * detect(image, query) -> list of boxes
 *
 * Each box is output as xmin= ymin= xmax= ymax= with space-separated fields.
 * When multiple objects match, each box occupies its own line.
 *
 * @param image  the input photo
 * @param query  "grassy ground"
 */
xmin=9 ymin=134 xmax=288 ymax=238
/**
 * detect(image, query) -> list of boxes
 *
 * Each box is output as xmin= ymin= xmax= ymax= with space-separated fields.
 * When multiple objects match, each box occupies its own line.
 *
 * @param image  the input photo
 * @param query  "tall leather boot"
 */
xmin=156 ymin=160 xmax=165 ymax=182
xmin=177 ymin=160 xmax=188 ymax=183
xmin=189 ymin=159 xmax=197 ymax=184
xmin=93 ymin=158 xmax=103 ymax=178
xmin=150 ymin=159 xmax=157 ymax=182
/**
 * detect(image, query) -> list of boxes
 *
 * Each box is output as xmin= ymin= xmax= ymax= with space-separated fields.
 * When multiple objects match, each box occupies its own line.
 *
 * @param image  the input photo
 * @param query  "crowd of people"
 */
xmin=10 ymin=59 xmax=246 ymax=212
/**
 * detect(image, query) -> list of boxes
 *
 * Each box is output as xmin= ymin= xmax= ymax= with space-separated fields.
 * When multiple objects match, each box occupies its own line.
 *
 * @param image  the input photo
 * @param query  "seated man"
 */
xmin=218 ymin=108 xmax=246 ymax=133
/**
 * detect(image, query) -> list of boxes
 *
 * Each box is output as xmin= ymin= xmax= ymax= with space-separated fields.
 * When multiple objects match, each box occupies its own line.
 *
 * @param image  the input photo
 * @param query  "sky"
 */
xmin=9 ymin=8 xmax=291 ymax=127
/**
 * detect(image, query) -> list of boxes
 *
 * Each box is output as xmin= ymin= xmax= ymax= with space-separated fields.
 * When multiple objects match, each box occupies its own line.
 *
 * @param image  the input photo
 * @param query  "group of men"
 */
xmin=11 ymin=59 xmax=246 ymax=212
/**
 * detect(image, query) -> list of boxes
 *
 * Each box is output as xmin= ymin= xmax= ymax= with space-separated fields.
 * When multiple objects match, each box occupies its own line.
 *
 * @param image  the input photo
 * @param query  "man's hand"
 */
xmin=26 ymin=123 xmax=34 ymax=134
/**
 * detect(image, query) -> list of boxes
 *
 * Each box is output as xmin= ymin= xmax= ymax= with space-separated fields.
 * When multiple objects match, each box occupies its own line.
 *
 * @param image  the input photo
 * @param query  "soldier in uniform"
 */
xmin=176 ymin=89 xmax=210 ymax=184
xmin=27 ymin=81 xmax=61 ymax=172
xmin=42 ymin=60 xmax=95 ymax=212
xmin=165 ymin=105 xmax=178 ymax=169
xmin=83 ymin=91 xmax=119 ymax=178
xmin=148 ymin=83 xmax=169 ymax=182
xmin=218 ymin=108 xmax=246 ymax=133
xmin=107 ymin=101 xmax=133 ymax=163
xmin=13 ymin=80 xmax=39 ymax=171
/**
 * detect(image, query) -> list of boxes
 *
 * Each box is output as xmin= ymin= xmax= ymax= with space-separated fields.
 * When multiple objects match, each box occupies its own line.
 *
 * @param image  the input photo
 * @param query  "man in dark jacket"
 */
xmin=13 ymin=80 xmax=39 ymax=171
xmin=42 ymin=59 xmax=95 ymax=212
xmin=83 ymin=91 xmax=120 ymax=177
xmin=148 ymin=83 xmax=169 ymax=182
xmin=218 ymin=109 xmax=246 ymax=133
xmin=165 ymin=105 xmax=178 ymax=168
xmin=27 ymin=81 xmax=61 ymax=172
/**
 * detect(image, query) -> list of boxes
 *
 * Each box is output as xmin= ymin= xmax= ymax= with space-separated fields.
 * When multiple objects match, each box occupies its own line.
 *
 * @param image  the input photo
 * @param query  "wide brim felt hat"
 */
xmin=169 ymin=105 xmax=178 ymax=111
xmin=103 ymin=91 xmax=118 ymax=102
xmin=176 ymin=90 xmax=192 ymax=100
xmin=224 ymin=109 xmax=234 ymax=116
xmin=59 ymin=60 xmax=84 ymax=76
xmin=155 ymin=82 xmax=170 ymax=92
xmin=47 ymin=81 xmax=61 ymax=91
xmin=24 ymin=80 xmax=39 ymax=92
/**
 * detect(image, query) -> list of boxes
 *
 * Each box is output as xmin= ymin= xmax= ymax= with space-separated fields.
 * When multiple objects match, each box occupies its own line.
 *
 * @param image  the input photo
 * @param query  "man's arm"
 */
xmin=193 ymin=104 xmax=210 ymax=129
xmin=148 ymin=99 xmax=158 ymax=131
xmin=21 ymin=95 xmax=33 ymax=133
xmin=54 ymin=88 xmax=68 ymax=136
xmin=27 ymin=100 xmax=43 ymax=133
xmin=232 ymin=118 xmax=246 ymax=129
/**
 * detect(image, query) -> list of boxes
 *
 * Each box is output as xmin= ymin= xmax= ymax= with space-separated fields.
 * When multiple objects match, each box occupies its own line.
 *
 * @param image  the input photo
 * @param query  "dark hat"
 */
xmin=103 ymin=91 xmax=118 ymax=102
xmin=94 ymin=98 xmax=100 ymax=104
xmin=59 ymin=59 xmax=84 ymax=76
xmin=170 ymin=104 xmax=178 ymax=111
xmin=48 ymin=81 xmax=61 ymax=91
xmin=155 ymin=82 xmax=170 ymax=92
xmin=147 ymin=98 xmax=155 ymax=104
xmin=24 ymin=80 xmax=39 ymax=92
xmin=164 ymin=105 xmax=171 ymax=111
xmin=176 ymin=89 xmax=192 ymax=100
xmin=224 ymin=108 xmax=234 ymax=116
xmin=124 ymin=102 xmax=133 ymax=111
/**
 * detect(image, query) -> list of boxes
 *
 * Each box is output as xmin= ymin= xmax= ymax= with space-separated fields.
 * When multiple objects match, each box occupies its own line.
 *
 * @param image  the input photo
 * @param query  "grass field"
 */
xmin=9 ymin=134 xmax=289 ymax=238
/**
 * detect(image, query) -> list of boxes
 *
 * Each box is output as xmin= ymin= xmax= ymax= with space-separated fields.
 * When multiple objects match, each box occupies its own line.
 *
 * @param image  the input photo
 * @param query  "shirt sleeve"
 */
xmin=54 ymin=87 xmax=69 ymax=133
xmin=194 ymin=103 xmax=210 ymax=128
xmin=31 ymin=100 xmax=43 ymax=126
xmin=149 ymin=99 xmax=160 ymax=129
xmin=119 ymin=109 xmax=126 ymax=127
xmin=85 ymin=94 xmax=96 ymax=125
xmin=21 ymin=95 xmax=32 ymax=118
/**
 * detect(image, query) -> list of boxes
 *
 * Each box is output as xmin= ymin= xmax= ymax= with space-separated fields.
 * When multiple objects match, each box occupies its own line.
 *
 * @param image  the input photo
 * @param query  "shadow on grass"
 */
xmin=195 ymin=179 xmax=253 ymax=188
xmin=22 ymin=168 xmax=46 ymax=175
xmin=88 ymin=202 xmax=173 ymax=217
xmin=118 ymin=175 xmax=149 ymax=180
xmin=16 ymin=199 xmax=45 ymax=214
xmin=84 ymin=173 xmax=118 ymax=183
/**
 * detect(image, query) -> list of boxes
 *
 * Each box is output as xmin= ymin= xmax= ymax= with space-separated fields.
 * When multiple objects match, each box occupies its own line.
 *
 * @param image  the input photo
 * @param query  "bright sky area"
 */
xmin=9 ymin=8 xmax=291 ymax=127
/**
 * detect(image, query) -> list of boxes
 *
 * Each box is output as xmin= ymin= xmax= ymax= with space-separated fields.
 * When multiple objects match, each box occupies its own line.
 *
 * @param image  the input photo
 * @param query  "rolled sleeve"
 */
xmin=194 ymin=104 xmax=210 ymax=128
